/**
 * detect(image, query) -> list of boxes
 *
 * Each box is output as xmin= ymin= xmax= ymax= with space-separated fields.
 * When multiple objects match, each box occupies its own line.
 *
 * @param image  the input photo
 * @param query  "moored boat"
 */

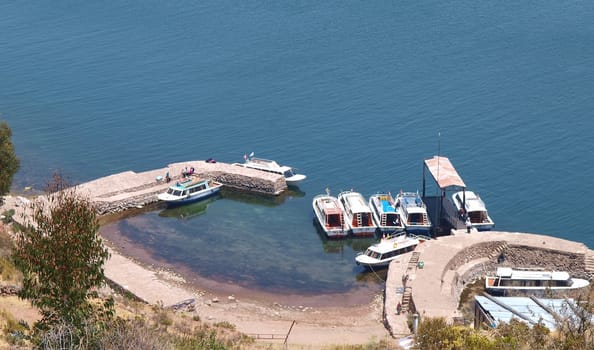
xmin=355 ymin=232 xmax=420 ymax=268
xmin=233 ymin=153 xmax=306 ymax=186
xmin=485 ymin=267 xmax=590 ymax=295
xmin=452 ymin=191 xmax=494 ymax=231
xmin=395 ymin=191 xmax=431 ymax=234
xmin=157 ymin=176 xmax=223 ymax=206
xmin=312 ymin=192 xmax=349 ymax=239
xmin=338 ymin=190 xmax=377 ymax=237
xmin=369 ymin=193 xmax=405 ymax=235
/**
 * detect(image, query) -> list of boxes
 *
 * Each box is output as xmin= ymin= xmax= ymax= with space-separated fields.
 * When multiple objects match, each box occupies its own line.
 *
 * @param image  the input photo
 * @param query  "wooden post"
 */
xmin=284 ymin=320 xmax=296 ymax=350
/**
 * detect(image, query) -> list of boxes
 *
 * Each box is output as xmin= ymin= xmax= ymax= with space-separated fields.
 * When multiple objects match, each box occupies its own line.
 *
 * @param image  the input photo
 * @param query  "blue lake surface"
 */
xmin=2 ymin=1 xmax=594 ymax=299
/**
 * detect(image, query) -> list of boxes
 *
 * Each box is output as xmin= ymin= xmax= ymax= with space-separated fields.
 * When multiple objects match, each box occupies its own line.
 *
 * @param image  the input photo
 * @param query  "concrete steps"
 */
xmin=408 ymin=252 xmax=421 ymax=270
xmin=401 ymin=287 xmax=413 ymax=313
xmin=488 ymin=241 xmax=509 ymax=260
xmin=584 ymin=253 xmax=594 ymax=273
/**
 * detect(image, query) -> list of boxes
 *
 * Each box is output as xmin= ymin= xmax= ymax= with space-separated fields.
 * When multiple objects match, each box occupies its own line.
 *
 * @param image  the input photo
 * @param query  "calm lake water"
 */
xmin=2 ymin=1 xmax=594 ymax=299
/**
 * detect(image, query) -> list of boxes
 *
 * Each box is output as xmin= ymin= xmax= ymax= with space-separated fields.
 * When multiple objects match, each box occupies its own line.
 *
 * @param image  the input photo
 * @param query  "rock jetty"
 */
xmin=74 ymin=160 xmax=288 ymax=215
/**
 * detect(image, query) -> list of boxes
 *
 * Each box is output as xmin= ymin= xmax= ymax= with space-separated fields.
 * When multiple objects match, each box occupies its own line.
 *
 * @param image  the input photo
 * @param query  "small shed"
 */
xmin=421 ymin=156 xmax=467 ymax=234
xmin=423 ymin=156 xmax=466 ymax=190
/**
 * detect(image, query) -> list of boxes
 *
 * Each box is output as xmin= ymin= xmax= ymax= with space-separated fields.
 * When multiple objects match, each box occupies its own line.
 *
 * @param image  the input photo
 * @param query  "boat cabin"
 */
xmin=364 ymin=244 xmax=416 ymax=261
xmin=373 ymin=195 xmax=401 ymax=226
xmin=316 ymin=198 xmax=344 ymax=228
xmin=166 ymin=179 xmax=208 ymax=198
xmin=487 ymin=267 xmax=579 ymax=289
xmin=342 ymin=195 xmax=373 ymax=228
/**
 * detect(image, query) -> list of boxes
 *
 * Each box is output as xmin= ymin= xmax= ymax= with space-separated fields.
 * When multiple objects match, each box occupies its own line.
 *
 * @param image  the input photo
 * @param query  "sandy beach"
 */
xmin=100 ymin=227 xmax=395 ymax=348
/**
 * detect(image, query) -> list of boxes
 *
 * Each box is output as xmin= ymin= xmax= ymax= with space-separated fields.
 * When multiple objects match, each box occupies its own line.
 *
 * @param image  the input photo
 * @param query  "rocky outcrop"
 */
xmin=0 ymin=284 xmax=20 ymax=296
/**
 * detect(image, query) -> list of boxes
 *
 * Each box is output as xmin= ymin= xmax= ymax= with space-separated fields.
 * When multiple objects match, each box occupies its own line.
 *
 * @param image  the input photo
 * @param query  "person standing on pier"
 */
xmin=466 ymin=216 xmax=472 ymax=233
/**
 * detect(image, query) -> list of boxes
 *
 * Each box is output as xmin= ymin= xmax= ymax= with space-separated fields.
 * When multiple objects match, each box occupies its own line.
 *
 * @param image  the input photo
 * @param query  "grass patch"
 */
xmin=458 ymin=278 xmax=485 ymax=309
xmin=322 ymin=338 xmax=394 ymax=350
xmin=0 ymin=309 xmax=31 ymax=346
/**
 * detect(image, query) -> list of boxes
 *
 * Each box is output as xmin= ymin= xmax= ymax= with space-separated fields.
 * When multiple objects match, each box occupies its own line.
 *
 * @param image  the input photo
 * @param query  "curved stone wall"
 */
xmin=443 ymin=242 xmax=588 ymax=302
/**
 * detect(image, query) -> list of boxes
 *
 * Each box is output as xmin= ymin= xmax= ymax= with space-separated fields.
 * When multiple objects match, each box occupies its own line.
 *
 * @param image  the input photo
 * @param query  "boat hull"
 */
xmin=158 ymin=186 xmax=221 ymax=207
xmin=473 ymin=222 xmax=495 ymax=231
xmin=355 ymin=234 xmax=419 ymax=268
xmin=485 ymin=279 xmax=590 ymax=296
xmin=286 ymin=174 xmax=307 ymax=186
xmin=312 ymin=217 xmax=349 ymax=239
xmin=350 ymin=227 xmax=377 ymax=237
xmin=403 ymin=225 xmax=432 ymax=235
xmin=355 ymin=254 xmax=396 ymax=269
xmin=312 ymin=194 xmax=349 ymax=239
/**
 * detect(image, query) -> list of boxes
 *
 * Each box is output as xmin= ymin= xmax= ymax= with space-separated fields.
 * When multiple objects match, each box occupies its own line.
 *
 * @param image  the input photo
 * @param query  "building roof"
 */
xmin=424 ymin=156 xmax=466 ymax=189
xmin=475 ymin=295 xmax=579 ymax=330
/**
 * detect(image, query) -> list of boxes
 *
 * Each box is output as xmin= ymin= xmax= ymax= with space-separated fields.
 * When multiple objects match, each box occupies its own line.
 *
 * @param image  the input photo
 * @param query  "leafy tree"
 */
xmin=0 ymin=121 xmax=20 ymax=199
xmin=13 ymin=173 xmax=113 ymax=335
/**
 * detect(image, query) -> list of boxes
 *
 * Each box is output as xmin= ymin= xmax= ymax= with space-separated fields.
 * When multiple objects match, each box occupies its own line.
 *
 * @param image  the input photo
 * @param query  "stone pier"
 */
xmin=385 ymin=230 xmax=593 ymax=336
xmin=74 ymin=160 xmax=287 ymax=215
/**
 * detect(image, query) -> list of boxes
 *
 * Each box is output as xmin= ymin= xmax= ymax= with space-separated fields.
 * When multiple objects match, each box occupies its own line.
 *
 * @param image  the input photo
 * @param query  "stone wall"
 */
xmin=442 ymin=242 xmax=588 ymax=302
xmin=497 ymin=245 xmax=587 ymax=279
xmin=441 ymin=241 xmax=507 ymax=282
xmin=206 ymin=171 xmax=286 ymax=196
xmin=93 ymin=170 xmax=287 ymax=215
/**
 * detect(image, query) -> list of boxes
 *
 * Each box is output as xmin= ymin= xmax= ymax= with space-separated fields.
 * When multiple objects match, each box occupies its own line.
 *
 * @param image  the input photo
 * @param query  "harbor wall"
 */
xmin=385 ymin=231 xmax=594 ymax=335
xmin=72 ymin=160 xmax=287 ymax=215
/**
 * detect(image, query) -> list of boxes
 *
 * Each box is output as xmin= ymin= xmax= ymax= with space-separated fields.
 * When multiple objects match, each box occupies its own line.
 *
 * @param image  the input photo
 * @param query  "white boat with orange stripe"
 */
xmin=338 ymin=190 xmax=377 ymax=237
xmin=312 ymin=191 xmax=349 ymax=239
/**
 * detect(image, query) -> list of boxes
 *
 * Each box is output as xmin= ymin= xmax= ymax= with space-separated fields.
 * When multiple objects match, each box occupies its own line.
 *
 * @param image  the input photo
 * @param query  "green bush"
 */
xmin=1 ymin=209 xmax=15 ymax=224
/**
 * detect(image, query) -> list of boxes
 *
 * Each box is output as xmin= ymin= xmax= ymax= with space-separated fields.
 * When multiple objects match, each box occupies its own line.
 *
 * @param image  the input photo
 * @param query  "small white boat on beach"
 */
xmin=355 ymin=232 xmax=420 ymax=268
xmin=312 ymin=192 xmax=349 ymax=239
xmin=395 ymin=192 xmax=431 ymax=234
xmin=452 ymin=191 xmax=494 ymax=231
xmin=369 ymin=193 xmax=405 ymax=235
xmin=157 ymin=176 xmax=223 ymax=206
xmin=338 ymin=190 xmax=377 ymax=237
xmin=485 ymin=267 xmax=590 ymax=295
xmin=233 ymin=153 xmax=306 ymax=186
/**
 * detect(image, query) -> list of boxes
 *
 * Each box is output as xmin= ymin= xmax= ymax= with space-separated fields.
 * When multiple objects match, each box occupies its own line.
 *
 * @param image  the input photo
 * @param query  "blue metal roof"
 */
xmin=475 ymin=296 xmax=579 ymax=330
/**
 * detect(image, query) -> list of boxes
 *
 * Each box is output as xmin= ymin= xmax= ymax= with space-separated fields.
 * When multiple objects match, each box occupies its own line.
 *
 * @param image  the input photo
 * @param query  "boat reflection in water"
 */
xmin=158 ymin=196 xmax=219 ymax=220
xmin=312 ymin=221 xmax=377 ymax=254
xmin=220 ymin=187 xmax=305 ymax=207
xmin=159 ymin=187 xmax=306 ymax=220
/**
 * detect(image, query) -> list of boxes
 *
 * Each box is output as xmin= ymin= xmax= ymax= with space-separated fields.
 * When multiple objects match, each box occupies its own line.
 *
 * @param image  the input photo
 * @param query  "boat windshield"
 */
xmin=365 ymin=249 xmax=381 ymax=259
xmin=283 ymin=169 xmax=295 ymax=178
xmin=167 ymin=189 xmax=183 ymax=196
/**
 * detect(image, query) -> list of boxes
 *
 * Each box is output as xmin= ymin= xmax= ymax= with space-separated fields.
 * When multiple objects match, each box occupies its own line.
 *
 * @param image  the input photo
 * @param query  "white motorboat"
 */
xmin=312 ymin=192 xmax=349 ymax=239
xmin=157 ymin=176 xmax=223 ymax=206
xmin=355 ymin=232 xmax=420 ymax=268
xmin=485 ymin=267 xmax=590 ymax=295
xmin=338 ymin=190 xmax=377 ymax=237
xmin=452 ymin=191 xmax=494 ymax=231
xmin=233 ymin=153 xmax=306 ymax=186
xmin=395 ymin=192 xmax=431 ymax=234
xmin=369 ymin=193 xmax=405 ymax=235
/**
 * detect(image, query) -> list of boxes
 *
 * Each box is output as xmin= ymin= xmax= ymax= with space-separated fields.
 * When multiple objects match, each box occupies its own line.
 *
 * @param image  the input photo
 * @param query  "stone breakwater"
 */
xmin=74 ymin=160 xmax=288 ymax=215
xmin=384 ymin=231 xmax=594 ymax=336
xmin=443 ymin=241 xmax=590 ymax=302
